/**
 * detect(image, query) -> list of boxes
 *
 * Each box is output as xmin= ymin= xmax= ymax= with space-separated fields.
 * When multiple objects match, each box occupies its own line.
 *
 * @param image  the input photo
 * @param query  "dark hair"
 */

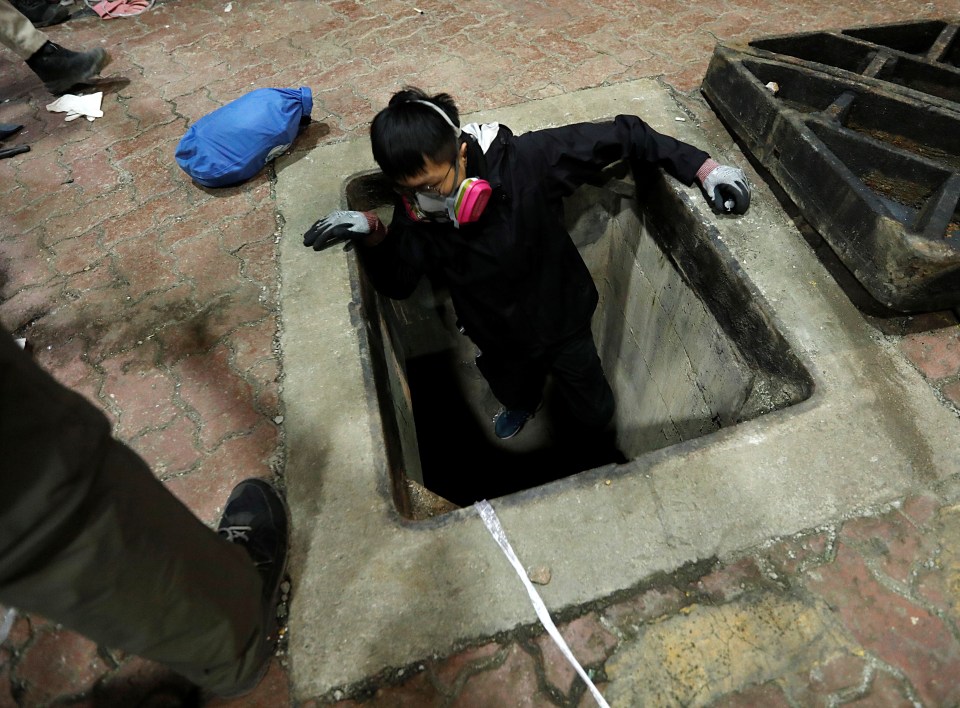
xmin=370 ymin=87 xmax=461 ymax=182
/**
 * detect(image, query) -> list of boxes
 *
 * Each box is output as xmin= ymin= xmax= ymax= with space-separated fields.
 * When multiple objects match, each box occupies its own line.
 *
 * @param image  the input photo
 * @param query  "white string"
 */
xmin=474 ymin=500 xmax=610 ymax=708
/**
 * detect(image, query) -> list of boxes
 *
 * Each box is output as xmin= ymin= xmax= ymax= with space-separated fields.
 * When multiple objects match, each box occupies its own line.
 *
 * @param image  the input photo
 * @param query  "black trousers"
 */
xmin=0 ymin=326 xmax=264 ymax=693
xmin=475 ymin=326 xmax=615 ymax=429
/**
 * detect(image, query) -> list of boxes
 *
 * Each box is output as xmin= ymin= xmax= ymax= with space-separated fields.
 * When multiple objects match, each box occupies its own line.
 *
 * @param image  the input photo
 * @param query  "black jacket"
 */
xmin=359 ymin=115 xmax=710 ymax=357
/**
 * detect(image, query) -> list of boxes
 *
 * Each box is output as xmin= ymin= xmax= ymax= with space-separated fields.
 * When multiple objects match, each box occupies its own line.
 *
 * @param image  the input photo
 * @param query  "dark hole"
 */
xmin=407 ymin=350 xmax=623 ymax=506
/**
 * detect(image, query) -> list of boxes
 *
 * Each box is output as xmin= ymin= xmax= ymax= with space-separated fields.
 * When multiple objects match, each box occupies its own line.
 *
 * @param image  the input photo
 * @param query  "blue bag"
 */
xmin=175 ymin=87 xmax=312 ymax=188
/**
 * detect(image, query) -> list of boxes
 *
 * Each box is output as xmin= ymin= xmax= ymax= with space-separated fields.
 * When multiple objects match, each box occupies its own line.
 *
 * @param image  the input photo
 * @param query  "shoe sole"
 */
xmin=45 ymin=49 xmax=112 ymax=95
xmin=495 ymin=426 xmax=525 ymax=439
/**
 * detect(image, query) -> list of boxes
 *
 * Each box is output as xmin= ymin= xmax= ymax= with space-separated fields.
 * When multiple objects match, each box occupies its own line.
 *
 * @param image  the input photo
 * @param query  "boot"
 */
xmin=11 ymin=0 xmax=68 ymax=27
xmin=25 ymin=41 xmax=110 ymax=94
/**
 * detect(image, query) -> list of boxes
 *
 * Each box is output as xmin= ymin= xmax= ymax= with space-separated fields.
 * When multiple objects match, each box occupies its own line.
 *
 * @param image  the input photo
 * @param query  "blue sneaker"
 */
xmin=494 ymin=408 xmax=531 ymax=439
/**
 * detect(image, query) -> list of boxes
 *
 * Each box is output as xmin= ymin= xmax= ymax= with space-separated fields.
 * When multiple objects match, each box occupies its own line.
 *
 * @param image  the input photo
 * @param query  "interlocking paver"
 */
xmin=339 ymin=669 xmax=444 ymax=708
xmin=100 ymin=343 xmax=179 ymax=437
xmin=804 ymin=541 xmax=960 ymax=707
xmin=534 ymin=615 xmax=618 ymax=696
xmin=800 ymin=650 xmax=870 ymax=700
xmin=844 ymin=670 xmax=917 ymax=708
xmin=12 ymin=628 xmax=107 ymax=705
xmin=901 ymin=330 xmax=960 ymax=381
xmin=454 ymin=644 xmax=551 ymax=707
xmin=131 ymin=414 xmax=202 ymax=477
xmin=601 ymin=585 xmax=686 ymax=634
xmin=3 ymin=0 xmax=960 ymax=705
xmin=178 ymin=345 xmax=264 ymax=450
xmin=710 ymin=681 xmax=792 ymax=708
xmin=691 ymin=555 xmax=767 ymax=602
xmin=759 ymin=529 xmax=834 ymax=577
xmin=944 ymin=380 xmax=960 ymax=409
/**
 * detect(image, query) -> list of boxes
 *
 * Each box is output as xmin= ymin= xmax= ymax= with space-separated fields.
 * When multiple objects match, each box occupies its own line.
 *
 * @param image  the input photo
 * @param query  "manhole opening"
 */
xmin=346 ymin=168 xmax=813 ymax=518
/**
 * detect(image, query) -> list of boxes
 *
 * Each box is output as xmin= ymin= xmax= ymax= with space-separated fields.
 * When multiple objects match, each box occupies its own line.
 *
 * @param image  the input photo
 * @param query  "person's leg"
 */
xmin=547 ymin=329 xmax=624 ymax=468
xmin=475 ymin=347 xmax=545 ymax=438
xmin=9 ymin=0 xmax=68 ymax=29
xmin=474 ymin=348 xmax=546 ymax=412
xmin=0 ymin=328 xmax=275 ymax=694
xmin=549 ymin=327 xmax=615 ymax=430
xmin=0 ymin=0 xmax=110 ymax=94
xmin=0 ymin=0 xmax=47 ymax=59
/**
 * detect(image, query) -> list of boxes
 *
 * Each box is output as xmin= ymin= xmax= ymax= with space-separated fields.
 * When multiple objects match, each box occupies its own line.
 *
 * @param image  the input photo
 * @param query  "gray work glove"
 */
xmin=700 ymin=164 xmax=751 ymax=215
xmin=303 ymin=210 xmax=372 ymax=251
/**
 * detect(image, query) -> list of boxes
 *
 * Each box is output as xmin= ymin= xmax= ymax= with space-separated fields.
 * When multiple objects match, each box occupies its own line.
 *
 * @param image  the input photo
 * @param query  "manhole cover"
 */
xmin=702 ymin=19 xmax=960 ymax=312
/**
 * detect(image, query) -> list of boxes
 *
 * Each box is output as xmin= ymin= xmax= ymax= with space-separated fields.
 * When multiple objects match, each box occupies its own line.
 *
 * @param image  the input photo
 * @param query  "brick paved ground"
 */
xmin=1 ymin=0 xmax=958 ymax=706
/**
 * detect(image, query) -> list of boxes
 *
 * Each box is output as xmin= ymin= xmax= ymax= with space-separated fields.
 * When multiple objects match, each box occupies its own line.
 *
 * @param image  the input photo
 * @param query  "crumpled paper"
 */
xmin=46 ymin=92 xmax=104 ymax=122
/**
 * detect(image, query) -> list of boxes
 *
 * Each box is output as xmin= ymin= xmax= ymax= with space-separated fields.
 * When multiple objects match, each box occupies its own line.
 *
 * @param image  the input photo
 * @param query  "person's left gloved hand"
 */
xmin=303 ymin=210 xmax=377 ymax=252
xmin=697 ymin=160 xmax=751 ymax=215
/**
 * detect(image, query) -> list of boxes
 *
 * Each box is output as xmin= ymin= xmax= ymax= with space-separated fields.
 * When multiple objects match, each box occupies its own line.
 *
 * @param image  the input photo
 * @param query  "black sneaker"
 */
xmin=25 ymin=41 xmax=111 ymax=95
xmin=11 ymin=0 xmax=69 ymax=27
xmin=216 ymin=478 xmax=289 ymax=693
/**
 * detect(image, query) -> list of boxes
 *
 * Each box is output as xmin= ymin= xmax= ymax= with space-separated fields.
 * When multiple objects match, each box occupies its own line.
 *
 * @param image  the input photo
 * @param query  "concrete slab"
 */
xmin=275 ymin=79 xmax=960 ymax=700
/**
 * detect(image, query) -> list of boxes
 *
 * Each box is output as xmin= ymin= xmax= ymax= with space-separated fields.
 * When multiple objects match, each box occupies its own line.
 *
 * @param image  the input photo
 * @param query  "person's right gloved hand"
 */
xmin=303 ymin=210 xmax=377 ymax=252
xmin=696 ymin=159 xmax=751 ymax=215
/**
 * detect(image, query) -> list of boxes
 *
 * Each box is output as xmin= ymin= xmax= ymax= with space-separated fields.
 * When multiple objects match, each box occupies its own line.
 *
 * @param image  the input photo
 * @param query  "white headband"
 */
xmin=409 ymin=99 xmax=461 ymax=137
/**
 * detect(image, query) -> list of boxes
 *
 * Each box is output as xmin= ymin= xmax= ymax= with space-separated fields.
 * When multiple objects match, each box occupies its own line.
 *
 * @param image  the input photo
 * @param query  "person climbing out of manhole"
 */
xmin=303 ymin=86 xmax=751 ymax=443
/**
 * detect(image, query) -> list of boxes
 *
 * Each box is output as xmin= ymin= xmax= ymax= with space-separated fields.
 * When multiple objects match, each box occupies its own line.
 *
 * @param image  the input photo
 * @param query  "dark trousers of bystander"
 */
xmin=0 ymin=324 xmax=265 ymax=694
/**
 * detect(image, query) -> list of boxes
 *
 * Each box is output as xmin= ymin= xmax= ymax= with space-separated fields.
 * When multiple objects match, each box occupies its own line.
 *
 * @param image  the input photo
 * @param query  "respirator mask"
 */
xmin=401 ymin=100 xmax=492 ymax=229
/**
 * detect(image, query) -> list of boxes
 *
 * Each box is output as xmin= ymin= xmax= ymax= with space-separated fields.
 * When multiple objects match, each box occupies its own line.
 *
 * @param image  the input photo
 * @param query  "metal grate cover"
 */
xmin=702 ymin=19 xmax=960 ymax=312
